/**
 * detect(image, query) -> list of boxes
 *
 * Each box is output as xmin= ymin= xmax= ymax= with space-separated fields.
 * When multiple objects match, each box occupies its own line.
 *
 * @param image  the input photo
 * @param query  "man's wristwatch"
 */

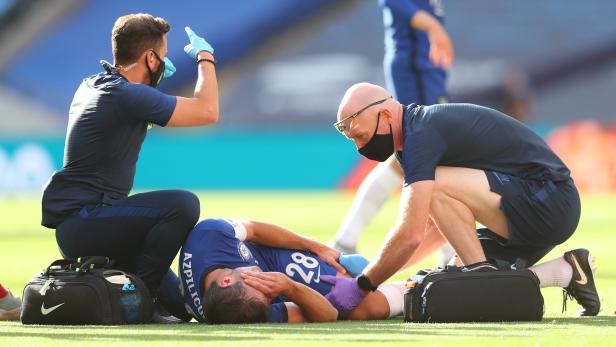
xmin=356 ymin=273 xmax=378 ymax=292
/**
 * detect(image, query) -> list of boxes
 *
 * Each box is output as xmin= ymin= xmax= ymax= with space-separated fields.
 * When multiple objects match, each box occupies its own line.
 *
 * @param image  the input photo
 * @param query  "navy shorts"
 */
xmin=383 ymin=54 xmax=447 ymax=105
xmin=481 ymin=171 xmax=581 ymax=266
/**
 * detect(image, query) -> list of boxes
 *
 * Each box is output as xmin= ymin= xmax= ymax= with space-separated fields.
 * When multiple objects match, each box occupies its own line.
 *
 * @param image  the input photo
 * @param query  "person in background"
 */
xmin=0 ymin=283 xmax=21 ymax=321
xmin=331 ymin=0 xmax=455 ymax=265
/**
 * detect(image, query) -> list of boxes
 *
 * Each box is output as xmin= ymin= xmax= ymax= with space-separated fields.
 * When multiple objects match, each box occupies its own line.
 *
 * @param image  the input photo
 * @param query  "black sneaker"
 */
xmin=151 ymin=300 xmax=184 ymax=324
xmin=563 ymin=248 xmax=600 ymax=316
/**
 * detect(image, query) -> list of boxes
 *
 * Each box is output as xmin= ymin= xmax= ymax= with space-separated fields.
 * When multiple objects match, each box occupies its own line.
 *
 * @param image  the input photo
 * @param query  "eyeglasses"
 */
xmin=333 ymin=96 xmax=392 ymax=137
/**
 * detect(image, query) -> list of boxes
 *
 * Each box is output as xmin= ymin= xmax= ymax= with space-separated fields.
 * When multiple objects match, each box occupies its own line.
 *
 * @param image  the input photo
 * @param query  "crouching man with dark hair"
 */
xmin=42 ymin=13 xmax=220 ymax=322
xmin=179 ymin=219 xmax=404 ymax=323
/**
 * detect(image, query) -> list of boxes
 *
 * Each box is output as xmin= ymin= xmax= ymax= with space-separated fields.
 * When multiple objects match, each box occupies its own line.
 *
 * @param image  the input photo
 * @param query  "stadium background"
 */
xmin=1 ymin=0 xmax=615 ymax=192
xmin=0 ymin=1 xmax=615 ymax=345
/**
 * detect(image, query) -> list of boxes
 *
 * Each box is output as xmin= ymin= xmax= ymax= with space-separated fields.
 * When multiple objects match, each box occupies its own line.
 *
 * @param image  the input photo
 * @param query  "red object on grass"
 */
xmin=0 ymin=283 xmax=8 ymax=298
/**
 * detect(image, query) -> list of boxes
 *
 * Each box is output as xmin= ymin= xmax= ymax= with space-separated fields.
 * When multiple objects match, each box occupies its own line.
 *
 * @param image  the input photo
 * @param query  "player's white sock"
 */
xmin=376 ymin=282 xmax=405 ymax=318
xmin=529 ymin=256 xmax=573 ymax=288
xmin=439 ymin=244 xmax=456 ymax=267
xmin=334 ymin=162 xmax=401 ymax=249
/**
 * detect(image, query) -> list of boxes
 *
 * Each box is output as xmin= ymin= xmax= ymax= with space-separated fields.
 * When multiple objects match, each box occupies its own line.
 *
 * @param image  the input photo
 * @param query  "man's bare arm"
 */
xmin=363 ymin=180 xmax=434 ymax=285
xmin=284 ymin=282 xmax=339 ymax=323
xmin=241 ymin=271 xmax=337 ymax=323
xmin=167 ymin=51 xmax=219 ymax=127
xmin=409 ymin=11 xmax=453 ymax=68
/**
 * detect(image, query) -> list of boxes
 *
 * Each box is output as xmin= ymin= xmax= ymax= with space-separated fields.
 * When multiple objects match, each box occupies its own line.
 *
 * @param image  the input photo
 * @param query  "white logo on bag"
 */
xmin=41 ymin=302 xmax=65 ymax=315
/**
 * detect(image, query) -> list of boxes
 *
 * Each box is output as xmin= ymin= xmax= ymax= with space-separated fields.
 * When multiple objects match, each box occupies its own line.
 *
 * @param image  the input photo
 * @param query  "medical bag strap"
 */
xmin=43 ymin=259 xmax=77 ymax=275
xmin=487 ymin=258 xmax=528 ymax=271
xmin=77 ymin=256 xmax=115 ymax=272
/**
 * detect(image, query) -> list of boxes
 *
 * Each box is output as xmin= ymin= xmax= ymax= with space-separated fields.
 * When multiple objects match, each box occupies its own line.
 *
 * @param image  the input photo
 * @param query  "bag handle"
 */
xmin=76 ymin=256 xmax=114 ymax=272
xmin=43 ymin=256 xmax=115 ymax=275
xmin=102 ymin=269 xmax=129 ymax=278
xmin=44 ymin=258 xmax=77 ymax=275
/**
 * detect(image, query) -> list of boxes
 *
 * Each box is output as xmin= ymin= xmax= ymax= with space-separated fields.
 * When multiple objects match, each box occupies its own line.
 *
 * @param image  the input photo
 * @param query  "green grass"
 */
xmin=1 ymin=192 xmax=615 ymax=346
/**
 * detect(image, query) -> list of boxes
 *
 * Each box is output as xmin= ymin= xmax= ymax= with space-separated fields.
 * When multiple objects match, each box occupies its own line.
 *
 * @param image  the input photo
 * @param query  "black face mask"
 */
xmin=146 ymin=50 xmax=165 ymax=88
xmin=358 ymin=113 xmax=394 ymax=162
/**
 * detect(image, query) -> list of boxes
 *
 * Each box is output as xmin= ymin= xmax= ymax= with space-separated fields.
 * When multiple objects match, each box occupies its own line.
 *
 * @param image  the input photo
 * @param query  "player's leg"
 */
xmin=346 ymin=282 xmax=405 ymax=320
xmin=0 ymin=283 xmax=21 ymax=321
xmin=157 ymin=269 xmax=194 ymax=322
xmin=55 ymin=190 xmax=200 ymax=298
xmin=331 ymin=156 xmax=403 ymax=253
xmin=529 ymin=249 xmax=600 ymax=316
xmin=429 ymin=166 xmax=508 ymax=265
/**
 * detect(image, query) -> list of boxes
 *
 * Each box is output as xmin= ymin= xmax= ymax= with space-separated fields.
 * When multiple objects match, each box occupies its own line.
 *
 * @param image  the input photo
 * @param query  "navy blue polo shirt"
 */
xmin=41 ymin=71 xmax=176 ymax=228
xmin=396 ymin=103 xmax=571 ymax=186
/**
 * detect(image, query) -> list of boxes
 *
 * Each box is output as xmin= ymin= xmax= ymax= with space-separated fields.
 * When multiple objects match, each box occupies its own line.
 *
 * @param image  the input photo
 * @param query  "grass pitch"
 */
xmin=1 ymin=192 xmax=615 ymax=347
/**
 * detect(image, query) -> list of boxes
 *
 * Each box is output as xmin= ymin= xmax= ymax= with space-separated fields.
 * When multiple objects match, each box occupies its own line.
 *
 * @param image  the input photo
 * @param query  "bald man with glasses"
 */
xmin=322 ymin=82 xmax=599 ymax=317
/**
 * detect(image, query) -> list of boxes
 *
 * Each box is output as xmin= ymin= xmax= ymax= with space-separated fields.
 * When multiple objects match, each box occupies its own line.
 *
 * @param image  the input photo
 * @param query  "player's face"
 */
xmin=230 ymin=266 xmax=269 ymax=303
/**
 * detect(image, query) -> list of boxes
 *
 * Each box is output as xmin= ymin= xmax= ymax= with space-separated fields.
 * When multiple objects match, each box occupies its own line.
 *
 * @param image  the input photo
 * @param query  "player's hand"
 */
xmin=320 ymin=275 xmax=367 ymax=315
xmin=427 ymin=27 xmax=453 ymax=68
xmin=311 ymin=243 xmax=346 ymax=275
xmin=183 ymin=26 xmax=214 ymax=59
xmin=241 ymin=271 xmax=293 ymax=300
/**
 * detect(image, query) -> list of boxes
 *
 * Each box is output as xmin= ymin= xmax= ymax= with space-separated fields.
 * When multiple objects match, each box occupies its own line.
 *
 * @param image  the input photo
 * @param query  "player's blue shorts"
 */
xmin=480 ymin=170 xmax=581 ymax=266
xmin=384 ymin=54 xmax=447 ymax=105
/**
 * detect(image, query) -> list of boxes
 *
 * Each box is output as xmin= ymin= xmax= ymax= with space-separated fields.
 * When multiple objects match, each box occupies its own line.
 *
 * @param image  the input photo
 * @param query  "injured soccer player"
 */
xmin=178 ymin=218 xmax=600 ymax=324
xmin=178 ymin=218 xmax=405 ymax=323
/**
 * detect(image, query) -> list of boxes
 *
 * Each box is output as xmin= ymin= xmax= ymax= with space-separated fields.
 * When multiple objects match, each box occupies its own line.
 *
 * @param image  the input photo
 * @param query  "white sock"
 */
xmin=376 ymin=282 xmax=406 ymax=318
xmin=529 ymin=256 xmax=573 ymax=288
xmin=334 ymin=162 xmax=401 ymax=248
xmin=440 ymin=244 xmax=456 ymax=267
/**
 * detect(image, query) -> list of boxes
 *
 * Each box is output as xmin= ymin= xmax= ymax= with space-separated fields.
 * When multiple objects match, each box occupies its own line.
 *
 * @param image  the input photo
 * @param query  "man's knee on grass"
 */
xmin=202 ymin=282 xmax=270 ymax=324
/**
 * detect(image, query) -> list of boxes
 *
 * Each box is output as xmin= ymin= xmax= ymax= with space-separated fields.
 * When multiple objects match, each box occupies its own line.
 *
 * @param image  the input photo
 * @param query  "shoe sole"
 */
xmin=0 ymin=308 xmax=20 ymax=321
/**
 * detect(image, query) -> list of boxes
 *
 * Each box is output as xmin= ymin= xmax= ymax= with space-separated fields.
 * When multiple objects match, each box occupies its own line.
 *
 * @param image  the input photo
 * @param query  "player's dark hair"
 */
xmin=111 ymin=13 xmax=170 ymax=65
xmin=202 ymin=282 xmax=270 ymax=324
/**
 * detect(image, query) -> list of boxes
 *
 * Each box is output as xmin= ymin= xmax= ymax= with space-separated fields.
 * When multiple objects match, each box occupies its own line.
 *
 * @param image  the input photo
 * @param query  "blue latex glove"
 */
xmin=339 ymin=254 xmax=369 ymax=277
xmin=183 ymin=26 xmax=214 ymax=59
xmin=163 ymin=57 xmax=176 ymax=78
xmin=320 ymin=275 xmax=366 ymax=315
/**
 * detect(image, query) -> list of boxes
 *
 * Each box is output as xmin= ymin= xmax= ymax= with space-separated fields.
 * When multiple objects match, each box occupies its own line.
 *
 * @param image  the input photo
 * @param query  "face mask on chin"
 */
xmin=358 ymin=113 xmax=395 ymax=162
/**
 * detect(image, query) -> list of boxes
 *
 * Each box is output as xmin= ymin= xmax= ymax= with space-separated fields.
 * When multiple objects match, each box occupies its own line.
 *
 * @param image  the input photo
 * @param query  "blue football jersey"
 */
xmin=380 ymin=0 xmax=445 ymax=68
xmin=179 ymin=218 xmax=337 ymax=323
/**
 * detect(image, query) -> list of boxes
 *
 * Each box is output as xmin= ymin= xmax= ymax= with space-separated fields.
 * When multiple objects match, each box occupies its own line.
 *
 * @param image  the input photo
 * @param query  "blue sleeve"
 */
xmin=268 ymin=303 xmax=288 ymax=323
xmin=195 ymin=219 xmax=237 ymax=239
xmin=382 ymin=0 xmax=420 ymax=22
xmin=401 ymin=126 xmax=446 ymax=186
xmin=118 ymin=83 xmax=176 ymax=126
